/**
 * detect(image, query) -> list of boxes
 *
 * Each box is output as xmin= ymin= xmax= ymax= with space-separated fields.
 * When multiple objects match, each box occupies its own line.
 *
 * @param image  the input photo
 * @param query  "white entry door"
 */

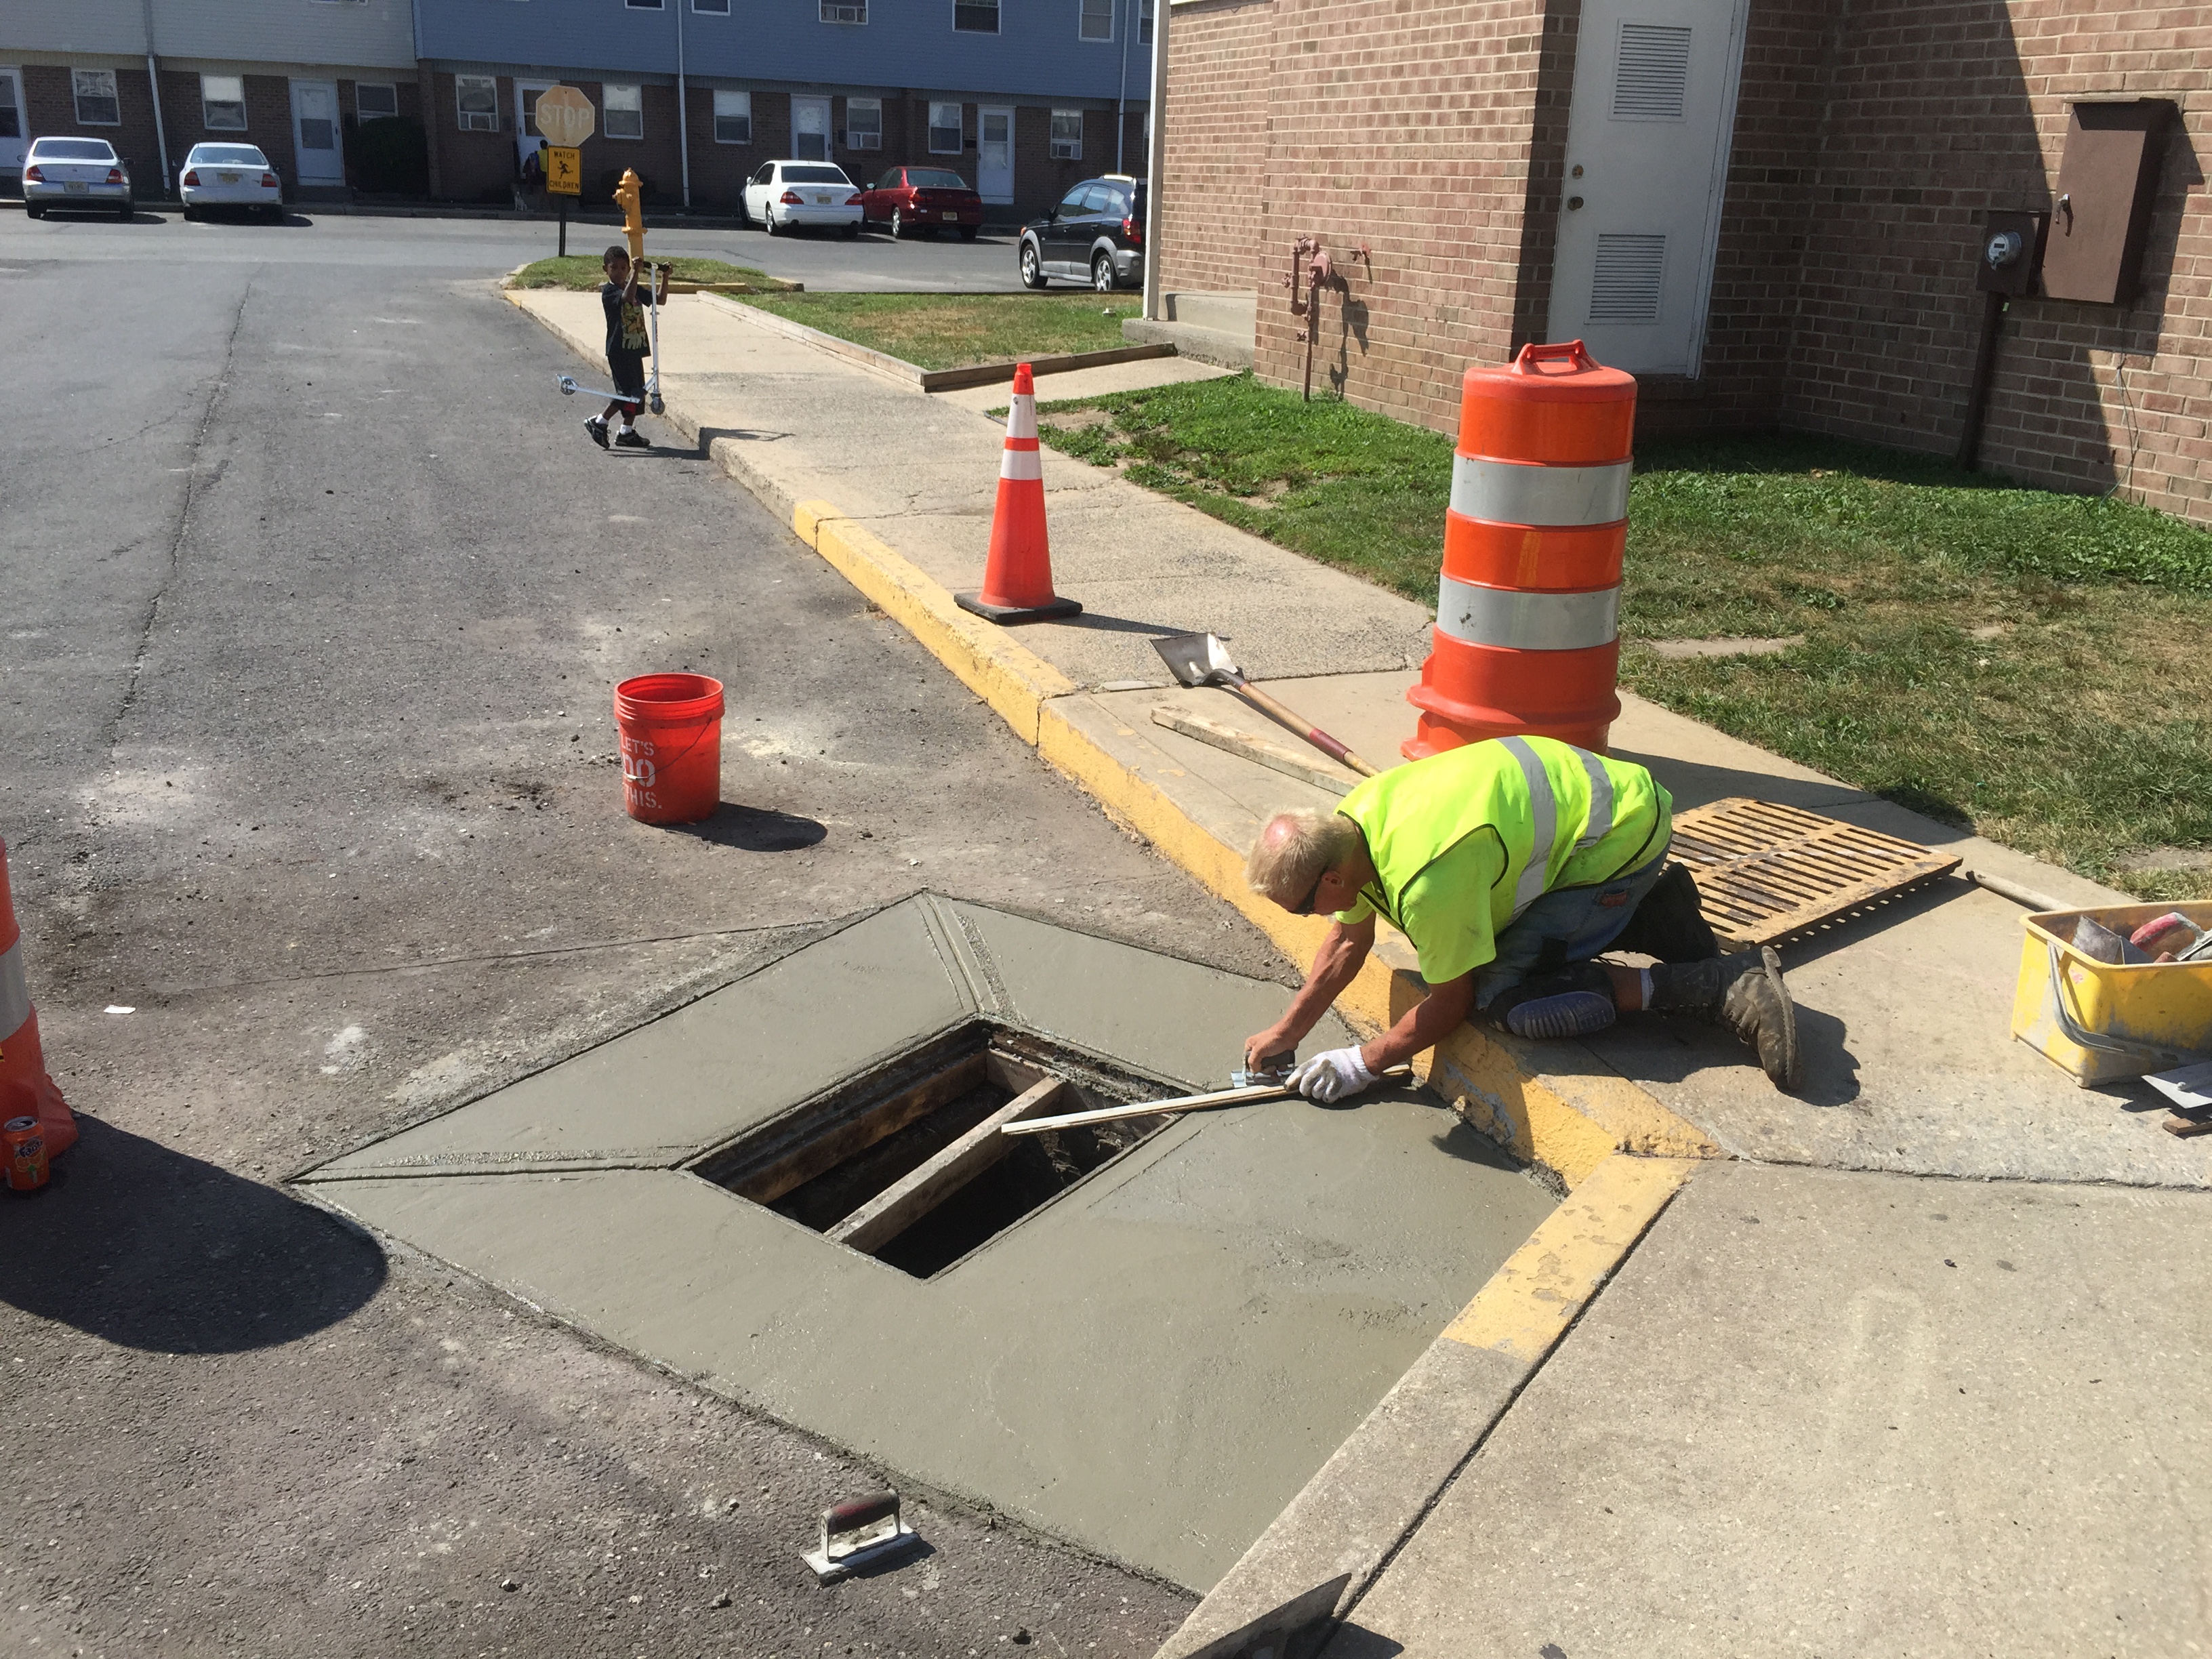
xmin=977 ymin=106 xmax=1012 ymax=204
xmin=291 ymin=79 xmax=344 ymax=184
xmin=1545 ymin=0 xmax=1748 ymax=375
xmin=516 ymin=80 xmax=556 ymax=171
xmin=0 ymin=69 xmax=25 ymax=176
xmin=792 ymin=96 xmax=830 ymax=161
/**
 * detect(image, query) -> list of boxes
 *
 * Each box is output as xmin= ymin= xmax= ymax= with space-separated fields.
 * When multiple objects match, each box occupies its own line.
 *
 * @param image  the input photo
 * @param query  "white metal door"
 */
xmin=1545 ymin=0 xmax=1748 ymax=375
xmin=792 ymin=97 xmax=830 ymax=161
xmin=516 ymin=81 xmax=556 ymax=171
xmin=977 ymin=106 xmax=1012 ymax=205
xmin=0 ymin=69 xmax=24 ymax=176
xmin=291 ymin=79 xmax=344 ymax=184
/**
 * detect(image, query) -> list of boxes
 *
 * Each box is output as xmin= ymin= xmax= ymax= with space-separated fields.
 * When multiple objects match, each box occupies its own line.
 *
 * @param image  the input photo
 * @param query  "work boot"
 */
xmin=1647 ymin=947 xmax=1803 ymax=1090
xmin=1611 ymin=861 xmax=1721 ymax=962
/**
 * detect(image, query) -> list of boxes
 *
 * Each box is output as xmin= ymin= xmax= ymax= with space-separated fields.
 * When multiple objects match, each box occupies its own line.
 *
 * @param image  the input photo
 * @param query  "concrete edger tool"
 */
xmin=1152 ymin=632 xmax=1380 ymax=779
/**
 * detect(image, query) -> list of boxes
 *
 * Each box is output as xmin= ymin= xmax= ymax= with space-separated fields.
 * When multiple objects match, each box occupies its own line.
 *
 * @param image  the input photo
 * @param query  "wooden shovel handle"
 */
xmin=1227 ymin=681 xmax=1380 ymax=777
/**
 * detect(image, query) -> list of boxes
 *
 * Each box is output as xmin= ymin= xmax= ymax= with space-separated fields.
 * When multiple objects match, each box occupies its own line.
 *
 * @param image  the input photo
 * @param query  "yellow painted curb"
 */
xmin=792 ymin=501 xmax=1074 ymax=745
xmin=1441 ymin=1153 xmax=1695 ymax=1363
xmin=766 ymin=489 xmax=1715 ymax=1191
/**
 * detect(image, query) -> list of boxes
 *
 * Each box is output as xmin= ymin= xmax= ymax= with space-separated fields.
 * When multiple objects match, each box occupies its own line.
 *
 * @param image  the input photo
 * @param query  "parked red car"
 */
xmin=861 ymin=166 xmax=983 ymax=240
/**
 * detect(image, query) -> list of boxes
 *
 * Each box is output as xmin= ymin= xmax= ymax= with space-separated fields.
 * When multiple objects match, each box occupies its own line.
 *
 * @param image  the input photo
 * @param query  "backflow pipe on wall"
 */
xmin=1955 ymin=291 xmax=2007 ymax=471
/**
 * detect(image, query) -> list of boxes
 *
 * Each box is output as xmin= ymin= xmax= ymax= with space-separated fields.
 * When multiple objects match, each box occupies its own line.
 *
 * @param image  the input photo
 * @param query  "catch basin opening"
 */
xmin=692 ymin=1023 xmax=1170 ymax=1279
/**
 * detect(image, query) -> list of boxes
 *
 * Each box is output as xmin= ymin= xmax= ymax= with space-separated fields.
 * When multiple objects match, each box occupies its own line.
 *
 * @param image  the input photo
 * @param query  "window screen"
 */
xmin=73 ymin=69 xmax=121 ymax=126
xmin=1611 ymin=23 xmax=1692 ymax=121
xmin=202 ymin=75 xmax=248 ymax=131
xmin=1080 ymin=0 xmax=1113 ymax=40
xmin=355 ymin=83 xmax=398 ymax=119
xmin=713 ymin=89 xmax=751 ymax=144
xmin=845 ymin=98 xmax=881 ymax=150
xmin=0 ymin=74 xmax=18 ymax=141
xmin=928 ymin=102 xmax=963 ymax=153
xmin=1139 ymin=0 xmax=1153 ymax=45
xmin=603 ymin=83 xmax=643 ymax=140
xmin=456 ymin=75 xmax=497 ymax=131
xmin=954 ymin=0 xmax=1000 ymax=32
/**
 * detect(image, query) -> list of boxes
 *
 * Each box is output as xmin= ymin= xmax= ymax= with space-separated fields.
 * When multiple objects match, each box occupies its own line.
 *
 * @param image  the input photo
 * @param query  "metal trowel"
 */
xmin=1152 ymin=633 xmax=1380 ymax=778
xmin=1232 ymin=1050 xmax=1299 ymax=1088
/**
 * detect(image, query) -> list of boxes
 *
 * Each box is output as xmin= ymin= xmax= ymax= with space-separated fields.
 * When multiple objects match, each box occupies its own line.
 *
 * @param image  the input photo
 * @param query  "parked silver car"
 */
xmin=22 ymin=136 xmax=132 ymax=220
xmin=180 ymin=143 xmax=283 ymax=220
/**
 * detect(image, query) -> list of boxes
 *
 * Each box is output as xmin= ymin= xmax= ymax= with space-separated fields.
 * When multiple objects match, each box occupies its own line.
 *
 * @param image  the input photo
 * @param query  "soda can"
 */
xmin=4 ymin=1115 xmax=47 ymax=1192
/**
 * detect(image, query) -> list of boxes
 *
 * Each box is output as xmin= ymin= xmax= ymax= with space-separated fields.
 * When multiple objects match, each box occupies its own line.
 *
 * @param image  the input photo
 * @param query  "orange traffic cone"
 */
xmin=0 ymin=840 xmax=75 ymax=1160
xmin=956 ymin=363 xmax=1081 ymax=625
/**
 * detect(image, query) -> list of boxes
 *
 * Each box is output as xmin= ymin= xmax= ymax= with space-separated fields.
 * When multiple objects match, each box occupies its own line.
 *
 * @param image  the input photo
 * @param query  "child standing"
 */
xmin=585 ymin=245 xmax=652 ymax=451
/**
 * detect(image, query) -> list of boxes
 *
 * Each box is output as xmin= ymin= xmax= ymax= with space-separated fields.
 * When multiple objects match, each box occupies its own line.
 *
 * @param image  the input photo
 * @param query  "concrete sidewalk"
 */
xmin=507 ymin=286 xmax=2212 ymax=1653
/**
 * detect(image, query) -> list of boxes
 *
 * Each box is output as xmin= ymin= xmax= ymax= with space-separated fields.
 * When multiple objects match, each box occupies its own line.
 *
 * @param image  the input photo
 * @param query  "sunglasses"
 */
xmin=1289 ymin=867 xmax=1330 ymax=916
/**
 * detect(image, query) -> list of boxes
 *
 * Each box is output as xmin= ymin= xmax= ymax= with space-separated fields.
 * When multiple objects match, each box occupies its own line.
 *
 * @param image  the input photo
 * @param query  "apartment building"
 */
xmin=413 ymin=0 xmax=1156 ymax=215
xmin=2 ymin=0 xmax=417 ymax=195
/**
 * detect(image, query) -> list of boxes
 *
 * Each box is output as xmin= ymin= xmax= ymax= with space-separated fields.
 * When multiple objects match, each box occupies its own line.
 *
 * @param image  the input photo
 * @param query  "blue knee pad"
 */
xmin=1504 ymin=989 xmax=1617 ymax=1041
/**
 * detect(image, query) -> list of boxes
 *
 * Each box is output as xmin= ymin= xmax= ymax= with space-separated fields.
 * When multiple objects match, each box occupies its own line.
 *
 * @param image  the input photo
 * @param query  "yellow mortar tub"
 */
xmin=2011 ymin=902 xmax=2212 ymax=1086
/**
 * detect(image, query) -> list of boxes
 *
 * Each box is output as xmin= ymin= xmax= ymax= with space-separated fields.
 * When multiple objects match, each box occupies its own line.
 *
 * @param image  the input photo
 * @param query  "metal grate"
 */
xmin=1590 ymin=232 xmax=1667 ymax=322
xmin=1668 ymin=798 xmax=1962 ymax=949
xmin=1612 ymin=22 xmax=1693 ymax=119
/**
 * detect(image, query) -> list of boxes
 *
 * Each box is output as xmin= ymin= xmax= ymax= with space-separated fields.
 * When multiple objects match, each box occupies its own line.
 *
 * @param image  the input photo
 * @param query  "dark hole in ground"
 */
xmin=695 ymin=1022 xmax=1171 ymax=1279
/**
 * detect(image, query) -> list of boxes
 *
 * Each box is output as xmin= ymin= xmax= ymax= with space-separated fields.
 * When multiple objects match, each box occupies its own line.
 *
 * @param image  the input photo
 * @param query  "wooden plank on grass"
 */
xmin=828 ymin=1074 xmax=1067 ymax=1253
xmin=733 ymin=1053 xmax=987 ymax=1205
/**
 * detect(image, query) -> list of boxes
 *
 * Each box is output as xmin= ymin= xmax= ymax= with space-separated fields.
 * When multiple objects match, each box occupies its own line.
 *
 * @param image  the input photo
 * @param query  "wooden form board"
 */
xmin=1668 ymin=797 xmax=1961 ymax=949
xmin=829 ymin=1072 xmax=1067 ymax=1252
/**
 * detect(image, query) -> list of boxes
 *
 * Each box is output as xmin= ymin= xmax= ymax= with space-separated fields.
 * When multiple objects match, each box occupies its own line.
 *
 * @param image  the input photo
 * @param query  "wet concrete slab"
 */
xmin=302 ymin=895 xmax=1558 ymax=1589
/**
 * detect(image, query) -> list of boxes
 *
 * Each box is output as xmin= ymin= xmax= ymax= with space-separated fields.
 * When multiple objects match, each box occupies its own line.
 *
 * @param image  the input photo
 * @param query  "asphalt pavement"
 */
xmin=0 ymin=201 xmax=1029 ymax=289
xmin=0 ymin=212 xmax=1240 ymax=1656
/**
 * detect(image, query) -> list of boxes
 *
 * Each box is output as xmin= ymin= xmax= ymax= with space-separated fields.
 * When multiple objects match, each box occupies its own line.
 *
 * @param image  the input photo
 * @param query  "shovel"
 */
xmin=1152 ymin=632 xmax=1380 ymax=778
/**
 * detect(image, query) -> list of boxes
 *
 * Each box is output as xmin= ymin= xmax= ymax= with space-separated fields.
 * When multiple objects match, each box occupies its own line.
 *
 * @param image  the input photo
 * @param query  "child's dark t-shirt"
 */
xmin=600 ymin=279 xmax=651 ymax=365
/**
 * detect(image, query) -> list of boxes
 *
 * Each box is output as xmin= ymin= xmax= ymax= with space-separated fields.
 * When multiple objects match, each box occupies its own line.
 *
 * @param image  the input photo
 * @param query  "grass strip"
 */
xmin=510 ymin=255 xmax=793 ymax=291
xmin=731 ymin=291 xmax=1141 ymax=371
xmin=1034 ymin=373 xmax=2212 ymax=899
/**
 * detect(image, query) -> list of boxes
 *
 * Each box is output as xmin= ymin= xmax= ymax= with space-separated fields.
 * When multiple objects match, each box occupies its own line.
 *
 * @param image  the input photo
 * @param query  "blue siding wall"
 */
xmin=419 ymin=0 xmax=1153 ymax=104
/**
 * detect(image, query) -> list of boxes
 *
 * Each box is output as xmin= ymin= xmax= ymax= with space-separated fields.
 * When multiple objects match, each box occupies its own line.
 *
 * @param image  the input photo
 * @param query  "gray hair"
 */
xmin=1246 ymin=810 xmax=1361 ymax=907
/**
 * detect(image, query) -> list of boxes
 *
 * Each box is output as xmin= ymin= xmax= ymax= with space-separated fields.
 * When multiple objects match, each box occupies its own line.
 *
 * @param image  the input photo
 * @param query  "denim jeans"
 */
xmin=1471 ymin=847 xmax=1673 ymax=1010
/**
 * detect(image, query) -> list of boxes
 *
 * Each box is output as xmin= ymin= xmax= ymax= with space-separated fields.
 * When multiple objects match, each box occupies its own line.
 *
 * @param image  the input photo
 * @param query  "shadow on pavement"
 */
xmin=0 ymin=1118 xmax=386 ymax=1353
xmin=677 ymin=802 xmax=828 ymax=853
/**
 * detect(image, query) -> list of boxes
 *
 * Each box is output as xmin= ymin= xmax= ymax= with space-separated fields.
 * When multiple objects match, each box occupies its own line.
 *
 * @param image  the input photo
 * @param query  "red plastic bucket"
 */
xmin=613 ymin=673 xmax=724 ymax=825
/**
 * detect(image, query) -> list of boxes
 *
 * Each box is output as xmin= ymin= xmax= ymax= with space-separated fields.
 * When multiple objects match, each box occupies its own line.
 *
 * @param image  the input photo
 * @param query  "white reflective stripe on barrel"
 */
xmin=0 ymin=939 xmax=28 ymax=1041
xmin=1000 ymin=445 xmax=1043 ymax=482
xmin=1005 ymin=392 xmax=1037 ymax=442
xmin=1574 ymin=747 xmax=1614 ymax=850
xmin=1435 ymin=576 xmax=1620 ymax=652
xmin=1452 ymin=454 xmax=1632 ymax=527
xmin=1500 ymin=737 xmax=1556 ymax=920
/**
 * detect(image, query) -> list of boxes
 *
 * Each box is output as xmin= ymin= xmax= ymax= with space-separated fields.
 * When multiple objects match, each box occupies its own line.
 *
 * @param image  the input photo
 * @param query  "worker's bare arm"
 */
xmin=1242 ymin=916 xmax=1376 ymax=1067
xmin=1357 ymin=972 xmax=1475 ymax=1074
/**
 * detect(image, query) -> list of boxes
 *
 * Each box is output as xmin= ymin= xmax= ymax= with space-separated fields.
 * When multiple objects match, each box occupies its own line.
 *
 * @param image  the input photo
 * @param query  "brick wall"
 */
xmin=1774 ymin=0 xmax=2212 ymax=520
xmin=427 ymin=73 xmax=513 ymax=203
xmin=22 ymin=64 xmax=162 ymax=192
xmin=1158 ymin=0 xmax=1273 ymax=299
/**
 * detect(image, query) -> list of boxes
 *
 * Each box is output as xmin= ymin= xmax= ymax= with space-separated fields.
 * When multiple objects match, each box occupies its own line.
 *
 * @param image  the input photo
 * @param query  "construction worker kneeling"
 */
xmin=1244 ymin=736 xmax=1803 ymax=1097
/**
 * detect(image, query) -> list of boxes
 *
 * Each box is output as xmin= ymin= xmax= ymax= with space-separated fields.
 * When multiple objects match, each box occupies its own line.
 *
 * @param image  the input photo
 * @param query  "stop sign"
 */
xmin=533 ymin=86 xmax=595 ymax=148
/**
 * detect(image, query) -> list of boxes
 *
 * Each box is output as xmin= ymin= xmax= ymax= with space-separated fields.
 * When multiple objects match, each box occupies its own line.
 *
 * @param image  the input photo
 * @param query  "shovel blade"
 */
xmin=1153 ymin=631 xmax=1240 ymax=687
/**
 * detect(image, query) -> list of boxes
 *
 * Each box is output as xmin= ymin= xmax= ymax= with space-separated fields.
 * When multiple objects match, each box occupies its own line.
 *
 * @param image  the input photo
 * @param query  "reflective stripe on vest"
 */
xmin=1452 ymin=454 xmax=1633 ymax=528
xmin=1498 ymin=738 xmax=1619 ymax=918
xmin=1436 ymin=576 xmax=1620 ymax=652
xmin=0 ymin=939 xmax=28 ymax=1041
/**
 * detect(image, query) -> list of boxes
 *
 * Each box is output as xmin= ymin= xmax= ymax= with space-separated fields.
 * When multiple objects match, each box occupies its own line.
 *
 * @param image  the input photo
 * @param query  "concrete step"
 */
xmin=1163 ymin=290 xmax=1256 ymax=337
xmin=1122 ymin=316 xmax=1253 ymax=371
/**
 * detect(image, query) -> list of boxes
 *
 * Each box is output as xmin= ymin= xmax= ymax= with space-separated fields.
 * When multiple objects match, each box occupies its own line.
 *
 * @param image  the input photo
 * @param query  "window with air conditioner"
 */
xmin=845 ymin=98 xmax=881 ymax=150
xmin=355 ymin=83 xmax=398 ymax=119
xmin=73 ymin=68 xmax=121 ymax=126
xmin=202 ymin=75 xmax=248 ymax=131
xmin=821 ymin=0 xmax=868 ymax=22
xmin=954 ymin=0 xmax=998 ymax=33
xmin=712 ymin=89 xmax=751 ymax=143
xmin=456 ymin=75 xmax=497 ymax=131
xmin=603 ymin=83 xmax=643 ymax=139
xmin=928 ymin=101 xmax=963 ymax=153
xmin=1050 ymin=110 xmax=1082 ymax=160
xmin=1080 ymin=0 xmax=1113 ymax=41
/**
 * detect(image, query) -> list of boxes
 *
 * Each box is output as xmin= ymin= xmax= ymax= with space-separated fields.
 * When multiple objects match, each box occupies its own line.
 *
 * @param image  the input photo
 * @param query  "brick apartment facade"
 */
xmin=1158 ymin=0 xmax=2212 ymax=523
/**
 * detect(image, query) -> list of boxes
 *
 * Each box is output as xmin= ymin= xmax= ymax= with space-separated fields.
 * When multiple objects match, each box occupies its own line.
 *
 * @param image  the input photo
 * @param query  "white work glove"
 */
xmin=1288 ymin=1047 xmax=1374 ymax=1104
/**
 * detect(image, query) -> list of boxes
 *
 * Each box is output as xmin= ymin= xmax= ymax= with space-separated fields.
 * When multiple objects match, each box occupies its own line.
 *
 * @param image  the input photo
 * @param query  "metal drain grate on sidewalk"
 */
xmin=1669 ymin=797 xmax=1961 ymax=949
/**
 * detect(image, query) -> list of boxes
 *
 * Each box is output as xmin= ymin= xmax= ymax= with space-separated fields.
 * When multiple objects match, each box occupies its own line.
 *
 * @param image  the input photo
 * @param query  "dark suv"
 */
xmin=1018 ymin=176 xmax=1145 ymax=291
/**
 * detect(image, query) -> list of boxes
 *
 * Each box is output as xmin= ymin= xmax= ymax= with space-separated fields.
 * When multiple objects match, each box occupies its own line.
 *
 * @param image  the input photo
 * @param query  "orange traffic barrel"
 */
xmin=1404 ymin=340 xmax=1636 ymax=759
xmin=0 ymin=838 xmax=77 ymax=1161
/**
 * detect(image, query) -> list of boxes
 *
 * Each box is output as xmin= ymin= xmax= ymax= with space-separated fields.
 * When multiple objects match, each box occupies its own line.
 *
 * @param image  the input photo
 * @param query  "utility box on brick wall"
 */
xmin=2041 ymin=100 xmax=2175 ymax=306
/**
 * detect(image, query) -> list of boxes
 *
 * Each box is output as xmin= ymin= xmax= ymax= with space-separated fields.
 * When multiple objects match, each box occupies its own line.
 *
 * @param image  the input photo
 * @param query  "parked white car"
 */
xmin=180 ymin=144 xmax=283 ymax=220
xmin=743 ymin=161 xmax=862 ymax=237
xmin=22 ymin=137 xmax=132 ymax=220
